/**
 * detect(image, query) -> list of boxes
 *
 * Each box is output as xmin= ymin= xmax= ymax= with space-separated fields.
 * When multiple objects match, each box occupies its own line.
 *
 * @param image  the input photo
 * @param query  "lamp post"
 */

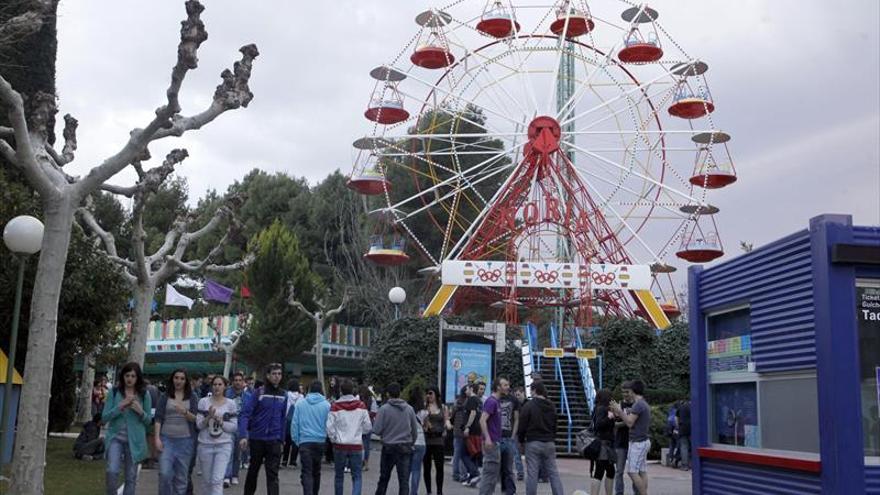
xmin=1 ymin=215 xmax=44 ymax=464
xmin=388 ymin=286 xmax=406 ymax=320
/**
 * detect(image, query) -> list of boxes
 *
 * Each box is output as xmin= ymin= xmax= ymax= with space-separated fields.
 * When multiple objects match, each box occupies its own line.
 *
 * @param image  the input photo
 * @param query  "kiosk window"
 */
xmin=710 ymin=382 xmax=759 ymax=447
xmin=856 ymin=281 xmax=880 ymax=458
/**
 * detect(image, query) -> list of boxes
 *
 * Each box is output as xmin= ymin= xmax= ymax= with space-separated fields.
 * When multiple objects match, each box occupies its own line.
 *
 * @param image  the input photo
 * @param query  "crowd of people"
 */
xmin=79 ymin=361 xmax=681 ymax=495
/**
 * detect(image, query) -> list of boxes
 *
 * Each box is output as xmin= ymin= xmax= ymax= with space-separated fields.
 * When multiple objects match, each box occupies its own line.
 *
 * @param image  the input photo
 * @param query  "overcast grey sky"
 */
xmin=54 ymin=0 xmax=879 ymax=269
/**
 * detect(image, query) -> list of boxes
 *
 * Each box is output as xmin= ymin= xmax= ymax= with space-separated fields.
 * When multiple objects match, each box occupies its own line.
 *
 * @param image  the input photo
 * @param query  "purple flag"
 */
xmin=203 ymin=279 xmax=233 ymax=304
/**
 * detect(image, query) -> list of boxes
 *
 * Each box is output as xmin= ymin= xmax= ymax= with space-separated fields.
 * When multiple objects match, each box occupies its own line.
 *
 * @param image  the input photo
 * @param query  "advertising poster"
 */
xmin=444 ymin=339 xmax=494 ymax=403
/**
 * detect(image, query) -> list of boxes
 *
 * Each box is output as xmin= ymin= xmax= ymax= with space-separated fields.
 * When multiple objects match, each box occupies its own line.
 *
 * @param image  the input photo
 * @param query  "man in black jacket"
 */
xmin=516 ymin=381 xmax=564 ymax=495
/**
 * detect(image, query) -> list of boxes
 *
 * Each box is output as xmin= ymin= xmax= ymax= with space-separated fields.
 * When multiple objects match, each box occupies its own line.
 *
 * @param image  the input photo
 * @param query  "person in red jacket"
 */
xmin=326 ymin=379 xmax=372 ymax=495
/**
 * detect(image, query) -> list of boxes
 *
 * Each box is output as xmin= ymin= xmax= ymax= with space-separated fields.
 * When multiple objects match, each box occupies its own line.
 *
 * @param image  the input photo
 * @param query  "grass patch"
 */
xmin=1 ymin=437 xmax=104 ymax=494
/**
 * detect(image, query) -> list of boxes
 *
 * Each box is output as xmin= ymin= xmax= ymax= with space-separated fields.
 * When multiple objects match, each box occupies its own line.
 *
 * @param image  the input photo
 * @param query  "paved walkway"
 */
xmin=135 ymin=449 xmax=691 ymax=495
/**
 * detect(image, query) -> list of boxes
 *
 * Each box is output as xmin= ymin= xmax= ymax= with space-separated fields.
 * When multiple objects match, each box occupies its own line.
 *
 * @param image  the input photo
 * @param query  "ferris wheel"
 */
xmin=347 ymin=0 xmax=737 ymax=328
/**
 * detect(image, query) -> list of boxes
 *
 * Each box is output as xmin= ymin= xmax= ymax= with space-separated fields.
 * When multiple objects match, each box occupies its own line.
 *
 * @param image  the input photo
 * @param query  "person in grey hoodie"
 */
xmin=372 ymin=382 xmax=420 ymax=495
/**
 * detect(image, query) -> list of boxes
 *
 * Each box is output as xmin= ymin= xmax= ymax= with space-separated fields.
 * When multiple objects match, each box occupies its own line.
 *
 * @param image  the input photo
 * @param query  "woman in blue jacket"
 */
xmin=103 ymin=362 xmax=153 ymax=495
xmin=154 ymin=368 xmax=199 ymax=495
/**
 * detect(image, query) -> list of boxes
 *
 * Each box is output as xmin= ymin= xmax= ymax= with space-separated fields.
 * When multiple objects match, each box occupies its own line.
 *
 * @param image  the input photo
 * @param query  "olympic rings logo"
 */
xmin=535 ymin=270 xmax=559 ymax=284
xmin=477 ymin=269 xmax=502 ymax=282
xmin=591 ymin=272 xmax=616 ymax=285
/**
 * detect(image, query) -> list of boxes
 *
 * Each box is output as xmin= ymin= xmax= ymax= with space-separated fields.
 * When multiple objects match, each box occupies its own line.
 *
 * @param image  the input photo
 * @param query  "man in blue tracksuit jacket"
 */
xmin=291 ymin=381 xmax=331 ymax=495
xmin=239 ymin=363 xmax=288 ymax=495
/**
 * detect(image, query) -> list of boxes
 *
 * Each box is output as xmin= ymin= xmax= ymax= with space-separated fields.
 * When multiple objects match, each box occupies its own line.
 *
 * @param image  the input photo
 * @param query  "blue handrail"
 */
xmin=575 ymin=328 xmax=598 ymax=412
xmin=550 ymin=324 xmax=573 ymax=453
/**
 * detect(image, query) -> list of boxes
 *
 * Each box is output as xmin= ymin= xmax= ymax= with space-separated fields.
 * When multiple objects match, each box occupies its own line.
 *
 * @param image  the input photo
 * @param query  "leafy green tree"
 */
xmin=238 ymin=220 xmax=322 ymax=370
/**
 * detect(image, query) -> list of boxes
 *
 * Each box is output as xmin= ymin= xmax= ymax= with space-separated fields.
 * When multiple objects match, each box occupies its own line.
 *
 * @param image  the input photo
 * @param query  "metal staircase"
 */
xmin=522 ymin=323 xmax=595 ymax=455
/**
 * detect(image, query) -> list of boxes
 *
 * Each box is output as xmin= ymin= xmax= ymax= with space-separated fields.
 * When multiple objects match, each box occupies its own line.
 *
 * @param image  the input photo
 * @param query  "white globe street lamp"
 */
xmin=1 ymin=215 xmax=44 ymax=463
xmin=388 ymin=286 xmax=406 ymax=320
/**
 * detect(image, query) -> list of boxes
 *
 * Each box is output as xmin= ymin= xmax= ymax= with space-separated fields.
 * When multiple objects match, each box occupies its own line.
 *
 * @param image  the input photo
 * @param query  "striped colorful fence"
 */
xmin=129 ymin=315 xmax=373 ymax=354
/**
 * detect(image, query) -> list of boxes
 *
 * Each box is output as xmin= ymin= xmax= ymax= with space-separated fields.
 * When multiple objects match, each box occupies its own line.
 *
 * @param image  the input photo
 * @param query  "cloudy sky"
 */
xmin=54 ymin=0 xmax=879 ymax=272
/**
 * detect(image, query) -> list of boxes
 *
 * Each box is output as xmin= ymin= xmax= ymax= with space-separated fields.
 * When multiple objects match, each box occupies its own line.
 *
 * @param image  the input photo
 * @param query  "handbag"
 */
xmin=466 ymin=434 xmax=482 ymax=456
xmin=577 ymin=408 xmax=602 ymax=460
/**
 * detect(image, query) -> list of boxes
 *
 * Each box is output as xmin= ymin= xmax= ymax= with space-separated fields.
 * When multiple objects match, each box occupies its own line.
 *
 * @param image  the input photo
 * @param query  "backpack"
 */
xmin=577 ymin=408 xmax=602 ymax=460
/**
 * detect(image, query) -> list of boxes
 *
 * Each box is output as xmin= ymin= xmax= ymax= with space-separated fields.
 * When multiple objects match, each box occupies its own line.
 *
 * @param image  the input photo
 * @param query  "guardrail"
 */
xmin=550 ymin=324 xmax=573 ymax=453
xmin=575 ymin=327 xmax=598 ymax=412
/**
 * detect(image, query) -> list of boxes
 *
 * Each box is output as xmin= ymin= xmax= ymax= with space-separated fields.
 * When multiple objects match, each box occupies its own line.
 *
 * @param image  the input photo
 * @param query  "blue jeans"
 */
xmin=362 ymin=434 xmax=372 ymax=464
xmin=510 ymin=438 xmax=524 ymax=476
xmin=335 ymin=449 xmax=364 ymax=495
xmin=376 ymin=444 xmax=413 ymax=495
xmin=409 ymin=445 xmax=426 ymax=495
xmin=106 ymin=437 xmax=138 ymax=495
xmin=452 ymin=437 xmax=465 ymax=480
xmin=225 ymin=433 xmax=241 ymax=480
xmin=499 ymin=438 xmax=517 ymax=494
xmin=159 ymin=435 xmax=194 ymax=495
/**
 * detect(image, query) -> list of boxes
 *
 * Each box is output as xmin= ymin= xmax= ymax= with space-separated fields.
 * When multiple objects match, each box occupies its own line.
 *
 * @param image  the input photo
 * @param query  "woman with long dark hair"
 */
xmin=154 ymin=368 xmax=198 ymax=495
xmin=589 ymin=389 xmax=617 ymax=495
xmin=197 ymin=375 xmax=238 ymax=495
xmin=422 ymin=385 xmax=450 ymax=495
xmin=408 ymin=386 xmax=427 ymax=495
xmin=103 ymin=362 xmax=153 ymax=495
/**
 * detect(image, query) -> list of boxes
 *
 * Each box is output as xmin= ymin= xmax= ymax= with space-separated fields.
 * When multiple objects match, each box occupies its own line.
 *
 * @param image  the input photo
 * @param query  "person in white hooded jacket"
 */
xmin=326 ymin=379 xmax=372 ymax=495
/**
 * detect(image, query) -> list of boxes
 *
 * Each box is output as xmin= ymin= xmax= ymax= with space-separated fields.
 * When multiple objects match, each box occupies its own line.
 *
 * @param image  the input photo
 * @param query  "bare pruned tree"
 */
xmin=78 ymin=159 xmax=252 ymax=365
xmin=0 ymin=1 xmax=258 ymax=491
xmin=209 ymin=313 xmax=249 ymax=379
xmin=287 ymin=282 xmax=349 ymax=389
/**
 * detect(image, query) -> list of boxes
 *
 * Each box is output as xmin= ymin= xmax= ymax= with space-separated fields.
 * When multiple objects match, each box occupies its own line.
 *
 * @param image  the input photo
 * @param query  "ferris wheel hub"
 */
xmin=526 ymin=116 xmax=562 ymax=153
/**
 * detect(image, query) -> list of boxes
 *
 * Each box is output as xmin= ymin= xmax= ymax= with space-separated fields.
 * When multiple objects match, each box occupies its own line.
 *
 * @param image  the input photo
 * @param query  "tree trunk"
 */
xmin=74 ymin=352 xmax=95 ymax=424
xmin=127 ymin=281 xmax=156 ymax=366
xmin=223 ymin=350 xmax=233 ymax=379
xmin=9 ymin=198 xmax=75 ymax=495
xmin=315 ymin=319 xmax=324 ymax=390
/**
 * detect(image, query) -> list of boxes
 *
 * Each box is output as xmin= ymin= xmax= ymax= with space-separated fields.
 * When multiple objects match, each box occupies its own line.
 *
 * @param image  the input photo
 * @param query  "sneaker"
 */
xmin=516 ymin=473 xmax=524 ymax=481
xmin=363 ymin=464 xmax=369 ymax=471
xmin=538 ymin=478 xmax=548 ymax=483
xmin=231 ymin=477 xmax=239 ymax=485
xmin=223 ymin=479 xmax=231 ymax=488
xmin=467 ymin=476 xmax=481 ymax=487
xmin=81 ymin=454 xmax=94 ymax=461
xmin=344 ymin=466 xmax=351 ymax=473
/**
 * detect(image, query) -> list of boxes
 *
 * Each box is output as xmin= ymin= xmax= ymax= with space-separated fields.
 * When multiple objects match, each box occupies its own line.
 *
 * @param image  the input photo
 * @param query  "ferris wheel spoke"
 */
xmin=393 ymin=161 xmax=516 ymax=224
xmin=395 ymin=86 xmax=514 ymax=138
xmin=383 ymin=142 xmax=523 ymax=213
xmin=568 ymin=83 xmax=671 ymax=134
xmin=568 ymin=142 xmax=705 ymax=205
xmin=559 ymin=69 xmax=675 ymax=129
xmin=571 ymin=164 xmax=690 ymax=221
xmin=443 ymin=26 xmax=532 ymax=118
xmin=393 ymin=65 xmax=524 ymax=128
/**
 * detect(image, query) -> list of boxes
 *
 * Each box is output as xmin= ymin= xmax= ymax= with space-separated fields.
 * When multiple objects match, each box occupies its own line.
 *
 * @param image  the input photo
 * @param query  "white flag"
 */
xmin=165 ymin=284 xmax=194 ymax=310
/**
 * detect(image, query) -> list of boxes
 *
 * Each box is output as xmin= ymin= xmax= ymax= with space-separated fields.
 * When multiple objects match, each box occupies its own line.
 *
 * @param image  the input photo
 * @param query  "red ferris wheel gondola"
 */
xmin=689 ymin=131 xmax=737 ymax=189
xmin=476 ymin=1 xmax=520 ymax=38
xmin=617 ymin=6 xmax=663 ymax=63
xmin=668 ymin=61 xmax=715 ymax=119
xmin=676 ymin=209 xmax=724 ymax=263
xmin=411 ymin=10 xmax=456 ymax=69
xmin=364 ymin=66 xmax=409 ymax=125
xmin=550 ymin=2 xmax=594 ymax=38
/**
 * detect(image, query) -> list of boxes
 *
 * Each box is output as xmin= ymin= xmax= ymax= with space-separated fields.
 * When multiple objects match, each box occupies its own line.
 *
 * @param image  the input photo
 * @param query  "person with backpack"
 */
xmin=238 ymin=363 xmax=288 ymax=495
